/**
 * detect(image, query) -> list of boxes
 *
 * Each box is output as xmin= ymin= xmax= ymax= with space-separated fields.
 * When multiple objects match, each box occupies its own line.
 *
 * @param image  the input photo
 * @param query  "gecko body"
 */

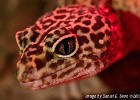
xmin=16 ymin=5 xmax=122 ymax=90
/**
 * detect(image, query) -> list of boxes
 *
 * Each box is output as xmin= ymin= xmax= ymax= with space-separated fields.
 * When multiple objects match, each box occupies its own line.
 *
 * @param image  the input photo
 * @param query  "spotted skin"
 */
xmin=16 ymin=5 xmax=122 ymax=90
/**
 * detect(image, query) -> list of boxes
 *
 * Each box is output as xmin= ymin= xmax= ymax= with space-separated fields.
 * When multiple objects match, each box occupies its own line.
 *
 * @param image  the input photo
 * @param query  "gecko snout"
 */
xmin=16 ymin=55 xmax=36 ymax=82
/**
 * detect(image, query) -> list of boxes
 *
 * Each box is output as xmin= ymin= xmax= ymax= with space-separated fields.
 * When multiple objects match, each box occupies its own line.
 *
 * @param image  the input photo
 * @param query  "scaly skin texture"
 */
xmin=16 ymin=5 xmax=122 ymax=90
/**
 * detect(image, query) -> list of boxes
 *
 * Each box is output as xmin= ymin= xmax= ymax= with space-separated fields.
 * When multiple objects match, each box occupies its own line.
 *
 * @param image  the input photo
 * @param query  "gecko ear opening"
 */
xmin=53 ymin=34 xmax=79 ymax=57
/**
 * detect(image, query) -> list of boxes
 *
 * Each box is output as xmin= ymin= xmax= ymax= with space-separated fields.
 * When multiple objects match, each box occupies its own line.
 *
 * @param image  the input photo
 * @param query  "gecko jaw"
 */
xmin=19 ymin=61 xmax=103 ymax=90
xmin=19 ymin=61 xmax=77 ymax=90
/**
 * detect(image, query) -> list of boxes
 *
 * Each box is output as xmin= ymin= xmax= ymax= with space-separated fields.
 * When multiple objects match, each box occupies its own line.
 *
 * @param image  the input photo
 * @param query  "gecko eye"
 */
xmin=55 ymin=37 xmax=75 ymax=55
xmin=53 ymin=34 xmax=79 ymax=57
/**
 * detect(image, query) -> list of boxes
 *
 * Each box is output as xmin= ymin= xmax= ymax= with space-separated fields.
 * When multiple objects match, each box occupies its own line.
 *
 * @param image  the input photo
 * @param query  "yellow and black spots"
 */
xmin=16 ymin=30 xmax=29 ymax=53
xmin=34 ymin=59 xmax=46 ymax=70
xmin=20 ymin=55 xmax=32 ymax=64
xmin=16 ymin=26 xmax=42 ymax=54
xmin=15 ymin=5 xmax=122 ymax=90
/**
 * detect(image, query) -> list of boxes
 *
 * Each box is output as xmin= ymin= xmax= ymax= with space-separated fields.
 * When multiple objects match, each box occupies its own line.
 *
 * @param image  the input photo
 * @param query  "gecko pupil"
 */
xmin=55 ymin=37 xmax=76 ymax=55
xmin=64 ymin=41 xmax=69 ymax=54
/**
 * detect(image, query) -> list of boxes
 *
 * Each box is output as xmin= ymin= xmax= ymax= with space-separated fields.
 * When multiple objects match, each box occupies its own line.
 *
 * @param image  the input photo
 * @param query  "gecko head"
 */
xmin=15 ymin=27 xmax=80 ymax=90
xmin=15 ymin=5 xmax=121 ymax=90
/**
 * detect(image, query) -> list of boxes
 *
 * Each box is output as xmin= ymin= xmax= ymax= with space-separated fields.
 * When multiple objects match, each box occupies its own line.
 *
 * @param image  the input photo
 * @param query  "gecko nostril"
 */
xmin=19 ymin=66 xmax=35 ymax=83
xmin=25 ymin=67 xmax=35 ymax=74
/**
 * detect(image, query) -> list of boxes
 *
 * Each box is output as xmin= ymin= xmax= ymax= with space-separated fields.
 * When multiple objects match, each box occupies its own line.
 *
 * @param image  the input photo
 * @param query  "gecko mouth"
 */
xmin=19 ymin=61 xmax=79 ymax=90
xmin=19 ymin=60 xmax=102 ymax=91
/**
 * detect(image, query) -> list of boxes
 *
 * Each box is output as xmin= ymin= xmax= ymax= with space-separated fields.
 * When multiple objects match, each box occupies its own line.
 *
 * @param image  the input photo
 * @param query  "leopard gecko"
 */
xmin=15 ymin=4 xmax=122 ymax=90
